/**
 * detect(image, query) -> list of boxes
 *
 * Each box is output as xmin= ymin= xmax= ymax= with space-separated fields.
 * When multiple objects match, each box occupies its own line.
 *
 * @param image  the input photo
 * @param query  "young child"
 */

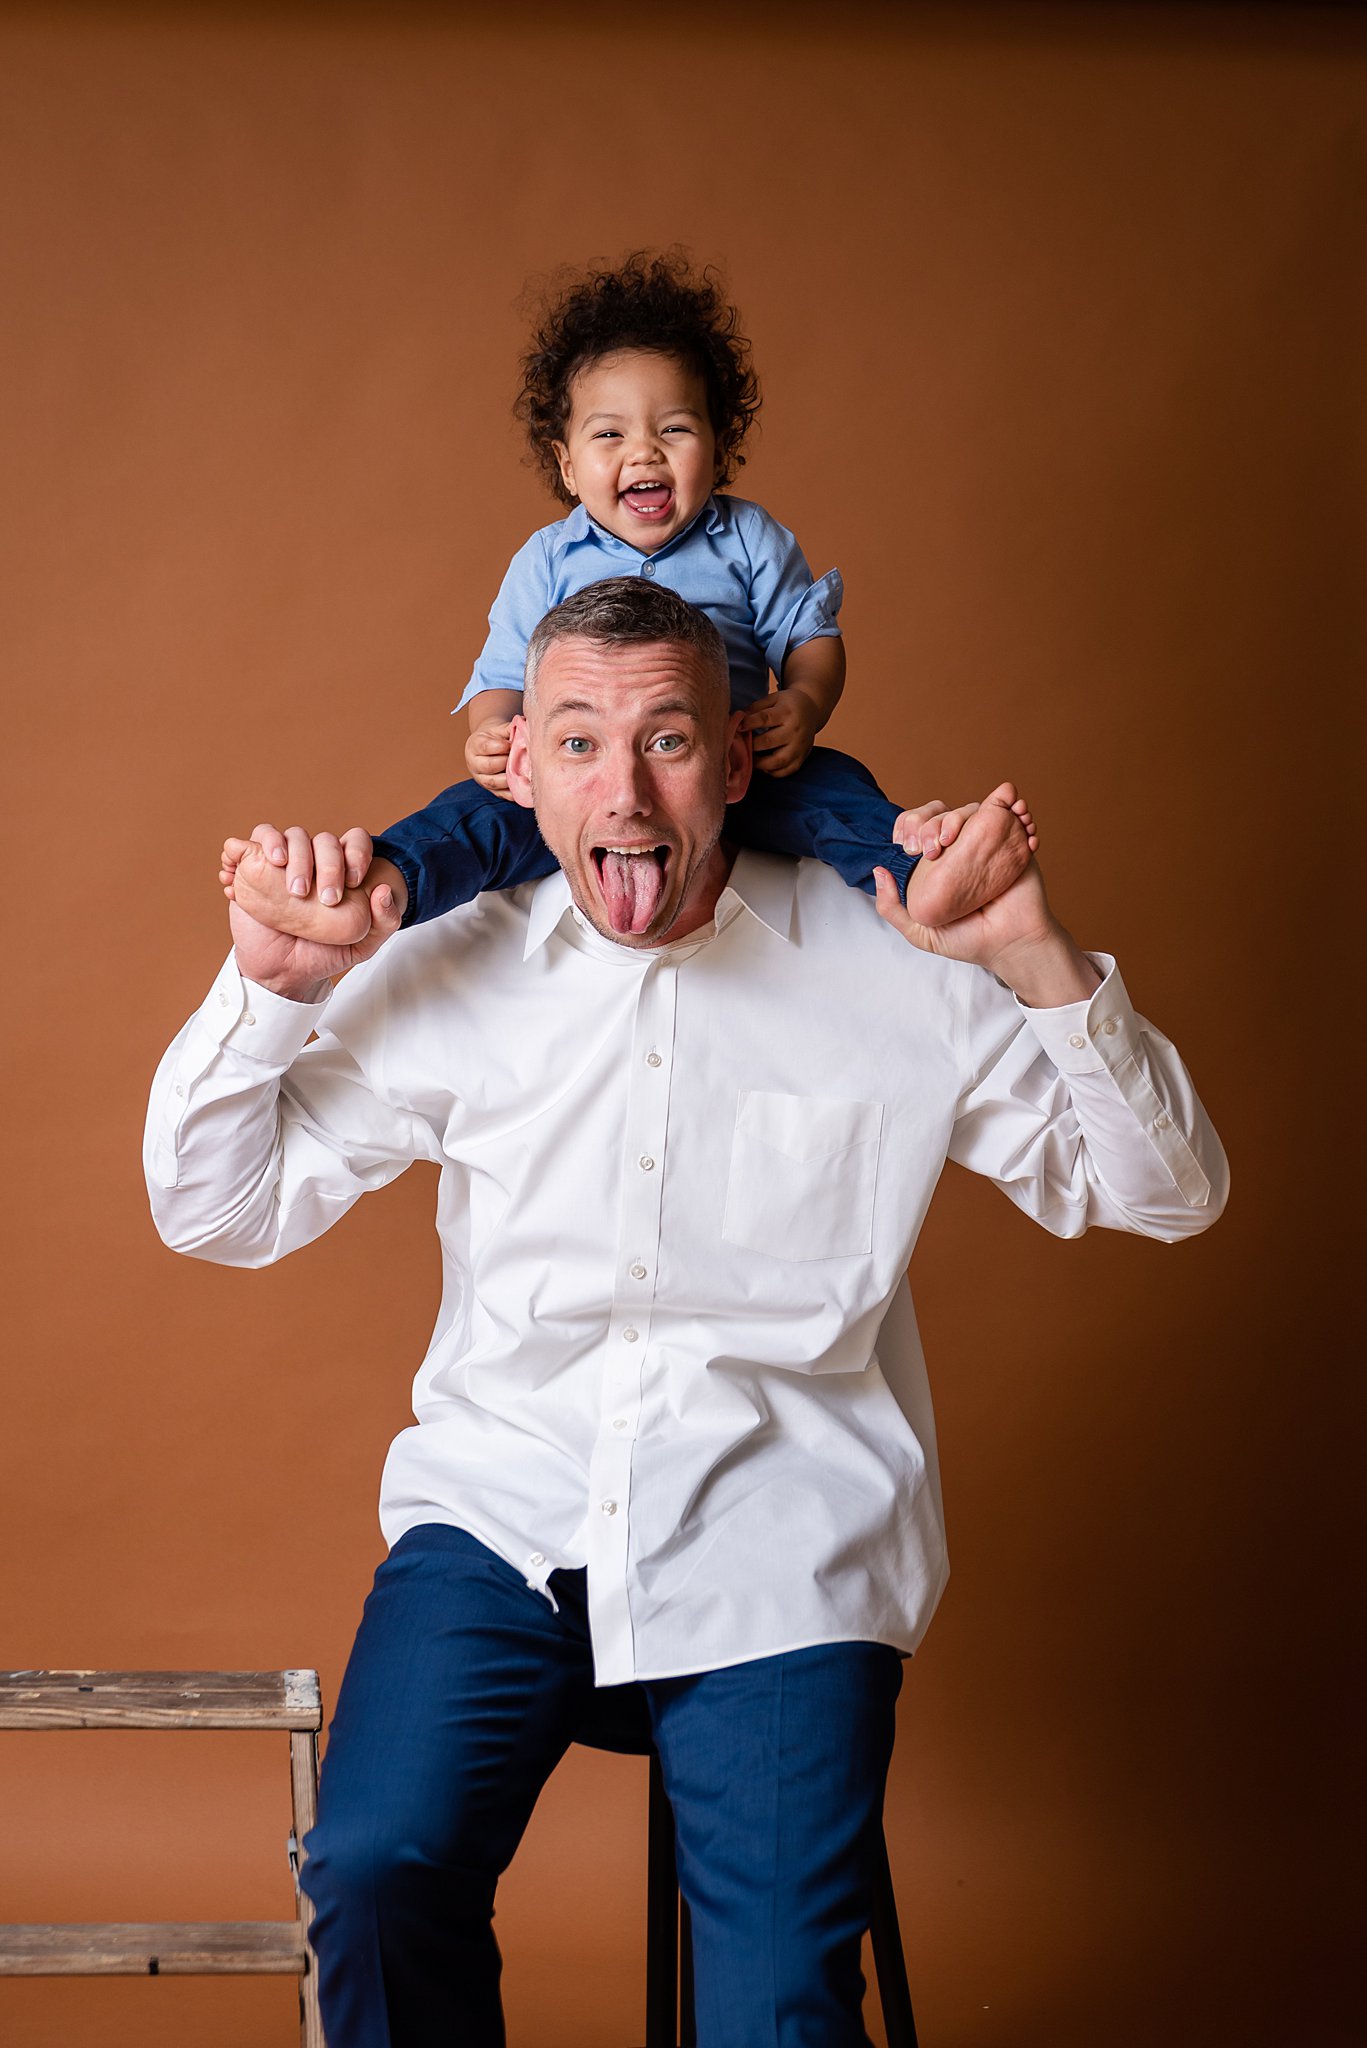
xmin=226 ymin=251 xmax=1034 ymax=934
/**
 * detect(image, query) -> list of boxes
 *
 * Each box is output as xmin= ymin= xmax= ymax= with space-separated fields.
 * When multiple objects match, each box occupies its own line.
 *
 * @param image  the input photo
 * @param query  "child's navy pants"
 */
xmin=371 ymin=746 xmax=916 ymax=926
xmin=301 ymin=1523 xmax=903 ymax=2047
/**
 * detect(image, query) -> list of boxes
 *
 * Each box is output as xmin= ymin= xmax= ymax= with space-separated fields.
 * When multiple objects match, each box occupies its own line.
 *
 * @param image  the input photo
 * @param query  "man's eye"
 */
xmin=653 ymin=734 xmax=686 ymax=753
xmin=564 ymin=737 xmax=592 ymax=754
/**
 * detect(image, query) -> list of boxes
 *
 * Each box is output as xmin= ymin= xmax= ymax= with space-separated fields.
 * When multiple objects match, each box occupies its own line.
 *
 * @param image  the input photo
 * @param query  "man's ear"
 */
xmin=505 ymin=714 xmax=536 ymax=810
xmin=552 ymin=441 xmax=577 ymax=500
xmin=723 ymin=709 xmax=752 ymax=806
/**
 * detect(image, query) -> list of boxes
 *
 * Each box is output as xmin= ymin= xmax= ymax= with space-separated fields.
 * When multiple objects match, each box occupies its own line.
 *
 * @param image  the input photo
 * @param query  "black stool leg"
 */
xmin=868 ymin=1823 xmax=919 ymax=2048
xmin=679 ymin=1894 xmax=696 ymax=2047
xmin=646 ymin=1754 xmax=679 ymax=2048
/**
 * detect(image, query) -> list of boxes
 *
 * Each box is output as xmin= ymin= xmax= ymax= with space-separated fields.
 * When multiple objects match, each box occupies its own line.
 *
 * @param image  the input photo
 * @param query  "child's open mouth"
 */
xmin=620 ymin=482 xmax=675 ymax=521
xmin=592 ymin=843 xmax=670 ymax=935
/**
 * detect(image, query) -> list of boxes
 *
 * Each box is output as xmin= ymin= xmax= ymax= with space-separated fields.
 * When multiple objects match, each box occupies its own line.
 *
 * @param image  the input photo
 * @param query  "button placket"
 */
xmin=584 ymin=959 xmax=677 ymax=1674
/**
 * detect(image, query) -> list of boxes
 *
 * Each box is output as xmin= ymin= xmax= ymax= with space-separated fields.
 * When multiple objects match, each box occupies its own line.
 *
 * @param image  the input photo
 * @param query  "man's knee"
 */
xmin=302 ymin=1813 xmax=497 ymax=1933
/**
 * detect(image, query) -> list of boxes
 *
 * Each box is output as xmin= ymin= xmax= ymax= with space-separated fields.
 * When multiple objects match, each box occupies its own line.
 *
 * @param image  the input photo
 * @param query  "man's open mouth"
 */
xmin=620 ymin=482 xmax=675 ymax=519
xmin=592 ymin=843 xmax=670 ymax=935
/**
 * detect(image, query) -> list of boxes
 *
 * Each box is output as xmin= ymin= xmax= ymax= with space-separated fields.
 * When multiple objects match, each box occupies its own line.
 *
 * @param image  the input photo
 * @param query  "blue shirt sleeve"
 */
xmin=733 ymin=501 xmax=844 ymax=680
xmin=453 ymin=528 xmax=554 ymax=714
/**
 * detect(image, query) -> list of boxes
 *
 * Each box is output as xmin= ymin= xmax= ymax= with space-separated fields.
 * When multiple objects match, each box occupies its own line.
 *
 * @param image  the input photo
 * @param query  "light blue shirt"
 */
xmin=455 ymin=494 xmax=843 ymax=715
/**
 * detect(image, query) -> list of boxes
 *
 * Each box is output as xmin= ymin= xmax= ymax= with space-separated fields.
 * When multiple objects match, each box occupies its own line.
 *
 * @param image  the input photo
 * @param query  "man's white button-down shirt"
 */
xmin=145 ymin=853 xmax=1227 ymax=1686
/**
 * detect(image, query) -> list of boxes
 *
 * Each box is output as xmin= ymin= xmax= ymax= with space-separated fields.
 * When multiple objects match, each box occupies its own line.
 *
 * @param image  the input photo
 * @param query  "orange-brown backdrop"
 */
xmin=1 ymin=5 xmax=1360 ymax=2044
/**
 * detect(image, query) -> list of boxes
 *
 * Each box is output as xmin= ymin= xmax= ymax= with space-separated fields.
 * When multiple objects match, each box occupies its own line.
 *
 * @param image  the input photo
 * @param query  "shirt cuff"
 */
xmin=763 ymin=566 xmax=844 ymax=677
xmin=1016 ymin=953 xmax=1135 ymax=1075
xmin=200 ymin=953 xmax=333 ymax=1063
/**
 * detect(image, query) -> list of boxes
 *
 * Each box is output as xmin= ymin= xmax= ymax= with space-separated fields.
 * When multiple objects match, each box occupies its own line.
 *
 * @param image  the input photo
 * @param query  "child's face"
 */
xmin=554 ymin=351 xmax=719 ymax=554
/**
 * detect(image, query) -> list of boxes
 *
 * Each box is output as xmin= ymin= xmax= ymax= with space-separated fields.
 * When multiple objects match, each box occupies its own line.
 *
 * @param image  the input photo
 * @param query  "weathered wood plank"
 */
xmin=0 ymin=1670 xmax=321 ymax=1730
xmin=289 ymin=1729 xmax=326 ymax=2048
xmin=0 ymin=1922 xmax=307 ymax=1975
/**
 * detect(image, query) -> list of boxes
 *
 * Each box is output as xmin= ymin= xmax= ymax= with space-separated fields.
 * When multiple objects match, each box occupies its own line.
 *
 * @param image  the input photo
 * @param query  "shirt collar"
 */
xmin=523 ymin=846 xmax=795 ymax=962
xmin=548 ymin=495 xmax=726 ymax=563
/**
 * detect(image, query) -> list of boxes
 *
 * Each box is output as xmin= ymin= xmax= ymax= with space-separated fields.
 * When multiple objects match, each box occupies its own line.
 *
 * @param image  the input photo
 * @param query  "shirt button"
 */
xmin=241 ymin=1013 xmax=255 ymax=1027
xmin=630 ymin=1262 xmax=647 ymax=1280
xmin=641 ymin=560 xmax=656 ymax=577
xmin=1068 ymin=1033 xmax=1085 ymax=1049
xmin=646 ymin=1051 xmax=662 ymax=1068
xmin=623 ymin=1327 xmax=639 ymax=1343
xmin=218 ymin=990 xmax=230 ymax=1007
xmin=1153 ymin=1112 xmax=1171 ymax=1131
xmin=527 ymin=1551 xmax=545 ymax=1568
xmin=612 ymin=1418 xmax=628 ymax=1432
xmin=639 ymin=1155 xmax=655 ymax=1172
xmin=601 ymin=1499 xmax=618 ymax=1516
xmin=174 ymin=1084 xmax=185 ymax=1097
xmin=1102 ymin=1019 xmax=1118 ymax=1036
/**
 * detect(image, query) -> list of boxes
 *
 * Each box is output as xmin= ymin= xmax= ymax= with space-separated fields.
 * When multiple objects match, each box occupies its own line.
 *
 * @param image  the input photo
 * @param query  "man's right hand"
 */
xmin=223 ymin=829 xmax=405 ymax=1002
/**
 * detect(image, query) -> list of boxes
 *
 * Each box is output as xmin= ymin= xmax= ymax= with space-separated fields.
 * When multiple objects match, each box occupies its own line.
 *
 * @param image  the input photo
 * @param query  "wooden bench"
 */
xmin=0 ymin=1669 xmax=324 ymax=2045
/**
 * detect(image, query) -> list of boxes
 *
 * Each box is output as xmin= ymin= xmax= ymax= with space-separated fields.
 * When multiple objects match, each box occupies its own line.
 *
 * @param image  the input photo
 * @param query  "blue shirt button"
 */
xmin=641 ymin=560 xmax=656 ymax=577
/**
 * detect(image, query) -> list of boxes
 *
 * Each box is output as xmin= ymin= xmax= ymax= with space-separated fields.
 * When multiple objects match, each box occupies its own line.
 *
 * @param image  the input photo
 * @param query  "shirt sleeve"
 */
xmin=947 ymin=955 xmax=1229 ymax=1241
xmin=144 ymin=952 xmax=440 ymax=1267
xmin=452 ymin=529 xmax=554 ymax=715
xmin=735 ymin=502 xmax=844 ymax=680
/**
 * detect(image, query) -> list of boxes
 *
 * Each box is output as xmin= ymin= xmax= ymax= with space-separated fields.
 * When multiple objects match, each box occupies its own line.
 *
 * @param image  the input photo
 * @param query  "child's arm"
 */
xmin=465 ymin=688 xmax=524 ymax=795
xmin=744 ymin=636 xmax=847 ymax=779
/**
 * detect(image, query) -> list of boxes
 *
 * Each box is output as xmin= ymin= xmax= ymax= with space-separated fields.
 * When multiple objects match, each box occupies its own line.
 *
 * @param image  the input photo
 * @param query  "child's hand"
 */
xmin=742 ymin=689 xmax=820 ymax=778
xmin=465 ymin=719 xmax=515 ymax=796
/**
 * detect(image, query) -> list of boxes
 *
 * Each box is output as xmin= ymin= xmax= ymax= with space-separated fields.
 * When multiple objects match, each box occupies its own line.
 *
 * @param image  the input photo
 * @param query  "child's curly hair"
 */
xmin=516 ymin=250 xmax=761 ymax=506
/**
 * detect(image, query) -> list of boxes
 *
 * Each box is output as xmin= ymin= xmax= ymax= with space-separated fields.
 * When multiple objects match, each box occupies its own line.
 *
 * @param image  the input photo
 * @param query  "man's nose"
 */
xmin=603 ymin=747 xmax=654 ymax=817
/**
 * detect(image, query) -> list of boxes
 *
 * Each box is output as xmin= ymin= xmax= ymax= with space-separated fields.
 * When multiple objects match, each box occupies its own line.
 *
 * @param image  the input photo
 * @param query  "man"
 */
xmin=146 ymin=578 xmax=1226 ymax=2047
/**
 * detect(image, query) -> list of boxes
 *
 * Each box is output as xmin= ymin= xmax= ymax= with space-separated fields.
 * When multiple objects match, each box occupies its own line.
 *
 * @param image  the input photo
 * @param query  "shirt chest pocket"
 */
xmin=722 ymin=1091 xmax=884 ymax=1261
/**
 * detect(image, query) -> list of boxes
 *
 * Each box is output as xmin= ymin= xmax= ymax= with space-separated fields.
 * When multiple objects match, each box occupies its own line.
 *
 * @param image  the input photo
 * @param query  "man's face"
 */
xmin=506 ymin=636 xmax=751 ymax=948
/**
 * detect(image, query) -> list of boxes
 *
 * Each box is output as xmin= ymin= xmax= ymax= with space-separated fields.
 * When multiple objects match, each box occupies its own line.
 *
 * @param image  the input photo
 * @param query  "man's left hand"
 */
xmin=873 ymin=788 xmax=1102 ymax=1009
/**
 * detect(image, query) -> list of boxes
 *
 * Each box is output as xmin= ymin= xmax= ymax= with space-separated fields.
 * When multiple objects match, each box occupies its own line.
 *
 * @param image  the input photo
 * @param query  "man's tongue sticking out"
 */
xmin=600 ymin=850 xmax=666 ymax=936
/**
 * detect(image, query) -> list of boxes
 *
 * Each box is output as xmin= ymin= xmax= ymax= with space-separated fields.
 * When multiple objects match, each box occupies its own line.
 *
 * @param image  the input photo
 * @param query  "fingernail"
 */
xmin=290 ymin=878 xmax=307 ymax=896
xmin=321 ymin=887 xmax=341 ymax=906
xmin=379 ymin=888 xmax=393 ymax=909
xmin=347 ymin=869 xmax=361 ymax=887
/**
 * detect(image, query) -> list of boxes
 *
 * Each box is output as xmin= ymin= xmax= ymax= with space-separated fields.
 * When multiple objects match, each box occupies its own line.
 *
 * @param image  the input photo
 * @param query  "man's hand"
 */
xmin=465 ymin=719 xmax=515 ymax=796
xmin=874 ymin=786 xmax=1100 ymax=1008
xmin=741 ymin=689 xmax=821 ymax=778
xmin=221 ymin=824 xmax=409 ymax=945
xmin=224 ymin=833 xmax=404 ymax=1001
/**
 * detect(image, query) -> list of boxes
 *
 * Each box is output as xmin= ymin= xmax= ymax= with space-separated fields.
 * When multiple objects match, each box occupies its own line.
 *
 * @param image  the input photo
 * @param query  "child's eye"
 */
xmin=663 ymin=425 xmax=691 ymax=436
xmin=593 ymin=429 xmax=621 ymax=441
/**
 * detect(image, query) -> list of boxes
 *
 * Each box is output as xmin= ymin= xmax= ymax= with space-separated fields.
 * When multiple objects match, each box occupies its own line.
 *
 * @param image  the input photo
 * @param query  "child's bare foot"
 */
xmin=226 ymin=838 xmax=375 ymax=945
xmin=895 ymin=783 xmax=1039 ymax=928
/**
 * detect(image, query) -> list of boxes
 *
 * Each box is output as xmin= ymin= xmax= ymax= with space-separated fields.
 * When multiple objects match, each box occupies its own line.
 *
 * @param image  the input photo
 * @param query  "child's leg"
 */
xmin=372 ymin=780 xmax=557 ymax=927
xmin=727 ymin=747 xmax=917 ymax=899
xmin=729 ymin=750 xmax=1036 ymax=925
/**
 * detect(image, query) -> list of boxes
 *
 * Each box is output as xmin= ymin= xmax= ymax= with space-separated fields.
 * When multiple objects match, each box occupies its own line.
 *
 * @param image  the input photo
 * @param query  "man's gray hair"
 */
xmin=523 ymin=576 xmax=730 ymax=705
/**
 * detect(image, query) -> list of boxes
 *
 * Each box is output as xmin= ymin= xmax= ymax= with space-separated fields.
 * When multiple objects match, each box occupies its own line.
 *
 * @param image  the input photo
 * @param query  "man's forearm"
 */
xmin=989 ymin=921 xmax=1103 ymax=1009
xmin=145 ymin=957 xmax=331 ymax=1265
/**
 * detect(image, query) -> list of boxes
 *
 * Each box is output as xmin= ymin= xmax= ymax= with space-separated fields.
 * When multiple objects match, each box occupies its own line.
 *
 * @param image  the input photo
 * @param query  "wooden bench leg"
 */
xmin=290 ymin=1729 xmax=325 ymax=2048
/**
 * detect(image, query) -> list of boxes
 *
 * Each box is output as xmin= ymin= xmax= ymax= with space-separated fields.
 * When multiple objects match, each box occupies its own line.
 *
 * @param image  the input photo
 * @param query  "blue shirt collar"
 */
xmin=548 ymin=494 xmax=727 ymax=564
